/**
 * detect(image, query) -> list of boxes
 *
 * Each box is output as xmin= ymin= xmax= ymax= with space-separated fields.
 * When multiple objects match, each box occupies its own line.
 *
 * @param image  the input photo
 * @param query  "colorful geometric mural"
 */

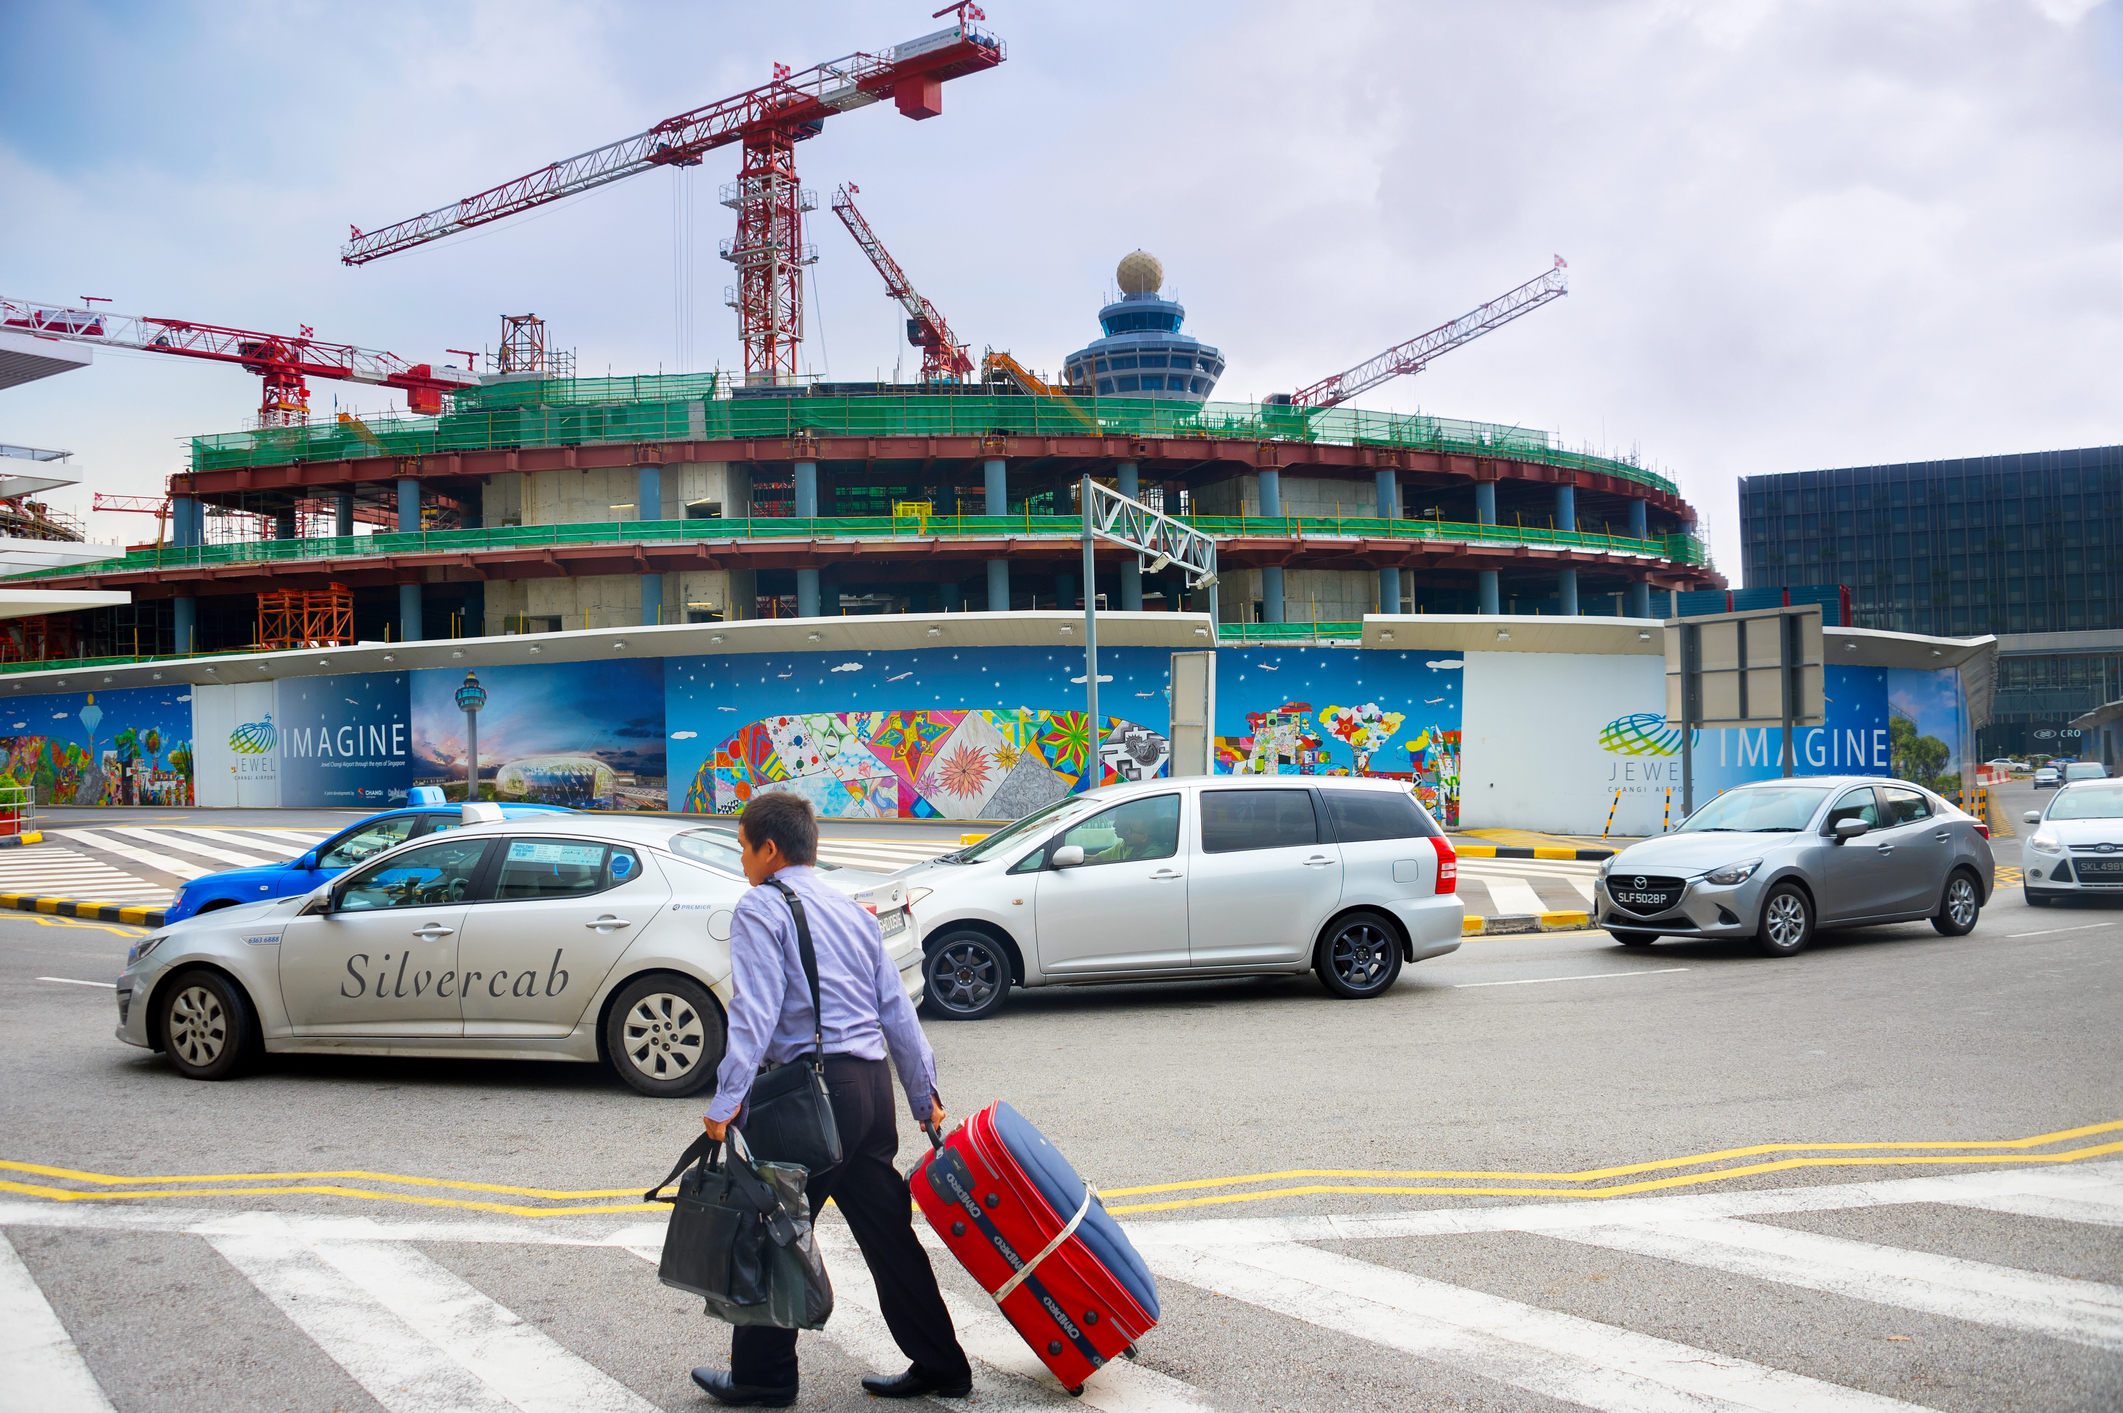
xmin=683 ymin=708 xmax=1167 ymax=819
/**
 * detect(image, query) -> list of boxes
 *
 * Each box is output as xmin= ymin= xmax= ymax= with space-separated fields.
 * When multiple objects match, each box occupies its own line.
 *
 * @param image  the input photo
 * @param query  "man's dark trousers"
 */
xmin=731 ymin=1054 xmax=970 ymax=1390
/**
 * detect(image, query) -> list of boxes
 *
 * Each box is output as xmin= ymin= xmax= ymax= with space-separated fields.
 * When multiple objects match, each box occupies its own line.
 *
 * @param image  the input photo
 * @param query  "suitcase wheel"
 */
xmin=1123 ymin=1345 xmax=1139 ymax=1360
xmin=1066 ymin=1386 xmax=1084 ymax=1398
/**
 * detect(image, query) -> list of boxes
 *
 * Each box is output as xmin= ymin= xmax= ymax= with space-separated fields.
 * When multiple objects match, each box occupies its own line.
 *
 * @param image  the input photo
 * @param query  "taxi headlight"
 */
xmin=2028 ymin=834 xmax=2064 ymax=854
xmin=126 ymin=934 xmax=169 ymax=967
xmin=1704 ymin=859 xmax=1762 ymax=886
xmin=905 ymin=886 xmax=933 ymax=907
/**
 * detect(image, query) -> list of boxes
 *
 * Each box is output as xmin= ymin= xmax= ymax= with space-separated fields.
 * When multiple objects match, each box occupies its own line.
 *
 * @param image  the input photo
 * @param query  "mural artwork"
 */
xmin=0 ymin=686 xmax=194 ymax=806
xmin=666 ymin=647 xmax=1175 ymax=819
xmin=1212 ymin=648 xmax=1463 ymax=825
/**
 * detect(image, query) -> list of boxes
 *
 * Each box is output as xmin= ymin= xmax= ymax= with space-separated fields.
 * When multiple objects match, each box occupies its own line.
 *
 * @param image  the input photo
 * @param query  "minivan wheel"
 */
xmin=1754 ymin=884 xmax=1814 ymax=958
xmin=1315 ymin=911 xmax=1404 ymax=999
xmin=158 ymin=969 xmax=258 ymax=1080
xmin=1932 ymin=872 xmax=1981 ymax=936
xmin=605 ymin=974 xmax=724 ymax=1097
xmin=922 ymin=930 xmax=1012 ymax=1021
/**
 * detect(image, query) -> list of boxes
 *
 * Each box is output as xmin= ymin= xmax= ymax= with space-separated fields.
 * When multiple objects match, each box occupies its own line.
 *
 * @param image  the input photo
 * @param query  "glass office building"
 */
xmin=1740 ymin=445 xmax=2123 ymax=761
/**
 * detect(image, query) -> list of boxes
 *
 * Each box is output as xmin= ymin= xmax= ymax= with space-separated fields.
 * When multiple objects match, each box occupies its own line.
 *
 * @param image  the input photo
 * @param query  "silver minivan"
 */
xmin=897 ymin=777 xmax=1464 ymax=1019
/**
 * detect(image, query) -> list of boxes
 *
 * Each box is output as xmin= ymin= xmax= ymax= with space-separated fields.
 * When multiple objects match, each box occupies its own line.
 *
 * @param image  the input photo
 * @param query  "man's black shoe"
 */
xmin=861 ymin=1364 xmax=973 ymax=1399
xmin=691 ymin=1367 xmax=797 ymax=1407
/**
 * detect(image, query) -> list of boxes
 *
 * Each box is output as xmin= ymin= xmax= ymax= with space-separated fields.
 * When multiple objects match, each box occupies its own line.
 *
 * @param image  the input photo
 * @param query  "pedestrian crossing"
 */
xmin=4 ymin=821 xmax=1595 ymax=925
xmin=3 ymin=1161 xmax=2118 ymax=1412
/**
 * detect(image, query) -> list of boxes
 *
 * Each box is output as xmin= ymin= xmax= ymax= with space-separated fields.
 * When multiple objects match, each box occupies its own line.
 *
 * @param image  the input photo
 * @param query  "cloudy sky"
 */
xmin=4 ymin=0 xmax=2119 ymax=571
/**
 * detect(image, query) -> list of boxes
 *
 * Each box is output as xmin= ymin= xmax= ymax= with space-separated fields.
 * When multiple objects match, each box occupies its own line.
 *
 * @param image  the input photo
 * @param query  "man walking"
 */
xmin=692 ymin=792 xmax=973 ymax=1407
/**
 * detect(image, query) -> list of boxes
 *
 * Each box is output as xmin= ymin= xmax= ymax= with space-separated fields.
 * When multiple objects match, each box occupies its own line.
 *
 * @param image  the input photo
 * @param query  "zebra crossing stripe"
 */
xmin=0 ymin=1233 xmax=115 ymax=1413
xmin=212 ymin=1227 xmax=657 ymax=1413
xmin=52 ymin=830 xmax=214 ymax=881
xmin=1556 ymin=1217 xmax=2123 ymax=1351
xmin=1149 ymin=1241 xmax=1930 ymax=1413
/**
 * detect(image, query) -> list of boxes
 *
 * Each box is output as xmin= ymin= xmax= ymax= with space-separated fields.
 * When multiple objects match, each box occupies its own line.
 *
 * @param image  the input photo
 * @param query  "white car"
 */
xmin=896 ymin=776 xmax=1463 ymax=1019
xmin=2034 ymin=767 xmax=2061 ymax=789
xmin=113 ymin=810 xmax=917 ymax=1096
xmin=2023 ymin=781 xmax=2123 ymax=906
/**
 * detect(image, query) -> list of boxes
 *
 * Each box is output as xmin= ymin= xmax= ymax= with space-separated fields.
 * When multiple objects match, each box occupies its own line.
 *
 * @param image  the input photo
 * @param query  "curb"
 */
xmin=0 ymin=831 xmax=44 ymax=848
xmin=1454 ymin=844 xmax=1615 ymax=862
xmin=1464 ymin=911 xmax=1594 ymax=936
xmin=0 ymin=893 xmax=163 ymax=927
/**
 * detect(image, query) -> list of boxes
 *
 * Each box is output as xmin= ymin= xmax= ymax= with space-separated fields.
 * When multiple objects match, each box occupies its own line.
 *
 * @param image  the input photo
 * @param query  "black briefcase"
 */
xmin=739 ymin=879 xmax=844 ymax=1176
xmin=645 ymin=1129 xmax=833 ymax=1330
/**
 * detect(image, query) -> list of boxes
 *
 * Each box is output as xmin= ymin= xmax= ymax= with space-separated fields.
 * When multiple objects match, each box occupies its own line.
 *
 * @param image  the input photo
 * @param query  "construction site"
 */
xmin=0 ymin=5 xmax=1722 ymax=666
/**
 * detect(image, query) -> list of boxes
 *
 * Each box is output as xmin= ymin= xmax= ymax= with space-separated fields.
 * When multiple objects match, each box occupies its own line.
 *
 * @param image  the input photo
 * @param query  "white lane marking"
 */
xmin=52 ymin=831 xmax=211 ymax=880
xmin=35 ymin=978 xmax=116 ymax=989
xmin=1152 ymin=1242 xmax=1929 ymax=1413
xmin=215 ymin=1226 xmax=656 ymax=1413
xmin=1456 ymin=968 xmax=1691 ymax=988
xmin=110 ymin=827 xmax=289 ymax=869
xmin=0 ymin=1232 xmax=116 ymax=1413
xmin=208 ymin=1231 xmax=519 ymax=1413
xmin=1476 ymin=877 xmax=1549 ymax=916
xmin=1942 ymin=1191 xmax=2123 ymax=1229
xmin=2002 ymin=924 xmax=2109 ymax=938
xmin=1555 ymin=1217 xmax=2123 ymax=1351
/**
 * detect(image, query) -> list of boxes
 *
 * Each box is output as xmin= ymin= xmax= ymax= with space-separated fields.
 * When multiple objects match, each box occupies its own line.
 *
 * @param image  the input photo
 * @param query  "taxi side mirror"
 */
xmin=295 ymin=849 xmax=319 ymax=871
xmin=1051 ymin=845 xmax=1086 ymax=869
xmin=1832 ymin=818 xmax=1870 ymax=842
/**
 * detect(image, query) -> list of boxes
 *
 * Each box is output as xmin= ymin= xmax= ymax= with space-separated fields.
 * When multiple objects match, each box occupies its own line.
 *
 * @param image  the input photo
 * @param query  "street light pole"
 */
xmin=1081 ymin=474 xmax=1098 ymax=736
xmin=455 ymin=670 xmax=487 ymax=802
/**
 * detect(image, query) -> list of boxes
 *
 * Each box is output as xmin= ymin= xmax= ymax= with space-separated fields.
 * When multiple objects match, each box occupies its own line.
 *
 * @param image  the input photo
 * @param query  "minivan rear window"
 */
xmin=1322 ymin=788 xmax=1439 ymax=842
xmin=1200 ymin=789 xmax=1319 ymax=853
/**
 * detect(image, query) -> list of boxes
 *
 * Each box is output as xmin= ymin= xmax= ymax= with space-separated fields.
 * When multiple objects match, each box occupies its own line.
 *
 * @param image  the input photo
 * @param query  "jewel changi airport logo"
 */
xmin=230 ymin=715 xmax=278 ymax=754
xmin=1598 ymin=712 xmax=1689 ymax=758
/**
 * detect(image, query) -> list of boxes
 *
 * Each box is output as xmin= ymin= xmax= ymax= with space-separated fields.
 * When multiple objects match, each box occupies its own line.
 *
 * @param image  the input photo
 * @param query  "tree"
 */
xmin=1889 ymin=715 xmax=1950 ymax=789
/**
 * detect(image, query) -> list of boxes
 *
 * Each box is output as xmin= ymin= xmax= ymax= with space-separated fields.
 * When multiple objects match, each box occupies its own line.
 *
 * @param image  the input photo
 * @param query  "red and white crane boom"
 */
xmin=1285 ymin=258 xmax=1569 ymax=411
xmin=830 ymin=184 xmax=972 ymax=382
xmin=0 ymin=296 xmax=477 ymax=426
xmin=341 ymin=5 xmax=1004 ymax=385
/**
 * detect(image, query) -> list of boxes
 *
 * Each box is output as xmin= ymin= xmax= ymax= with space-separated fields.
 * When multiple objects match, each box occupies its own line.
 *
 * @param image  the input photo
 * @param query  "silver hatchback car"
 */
xmin=1593 ymin=776 xmax=1994 ymax=957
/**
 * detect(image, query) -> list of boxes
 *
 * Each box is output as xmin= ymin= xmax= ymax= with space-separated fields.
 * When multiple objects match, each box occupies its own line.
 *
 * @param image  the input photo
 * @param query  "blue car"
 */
xmin=165 ymin=787 xmax=576 ymax=922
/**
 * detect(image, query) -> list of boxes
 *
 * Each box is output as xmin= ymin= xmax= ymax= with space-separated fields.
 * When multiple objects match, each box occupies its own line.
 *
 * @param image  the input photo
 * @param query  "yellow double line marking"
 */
xmin=4 ymin=1119 xmax=2117 ymax=1220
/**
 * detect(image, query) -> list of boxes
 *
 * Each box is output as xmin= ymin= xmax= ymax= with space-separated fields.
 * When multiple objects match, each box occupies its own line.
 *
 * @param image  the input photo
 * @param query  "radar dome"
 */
xmin=1115 ymin=250 xmax=1164 ymax=297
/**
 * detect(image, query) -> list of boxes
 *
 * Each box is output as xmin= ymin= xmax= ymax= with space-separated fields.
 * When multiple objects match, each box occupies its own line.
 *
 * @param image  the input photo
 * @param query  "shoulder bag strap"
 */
xmin=764 ymin=877 xmax=826 ymax=1068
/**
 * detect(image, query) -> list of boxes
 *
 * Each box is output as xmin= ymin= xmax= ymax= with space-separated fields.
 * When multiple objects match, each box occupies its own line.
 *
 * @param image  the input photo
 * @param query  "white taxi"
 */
xmin=113 ymin=808 xmax=916 ymax=1097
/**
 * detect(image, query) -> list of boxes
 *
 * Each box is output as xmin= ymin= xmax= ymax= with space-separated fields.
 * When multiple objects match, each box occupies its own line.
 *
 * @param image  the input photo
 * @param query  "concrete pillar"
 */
xmin=1117 ymin=462 xmax=1143 ymax=611
xmin=171 ymin=496 xmax=196 ymax=548
xmin=641 ymin=574 xmax=665 ymax=626
xmin=1627 ymin=497 xmax=1648 ymax=539
xmin=1056 ymin=572 xmax=1074 ymax=610
xmin=794 ymin=459 xmax=820 ymax=617
xmin=1556 ymin=483 xmax=1577 ymax=615
xmin=397 ymin=478 xmax=420 ymax=532
xmin=173 ymin=596 xmax=196 ymax=654
xmin=1479 ymin=572 xmax=1501 ymax=616
xmin=1475 ymin=481 xmax=1497 ymax=526
xmin=334 ymin=493 xmax=353 ymax=538
xmin=1626 ymin=579 xmax=1653 ymax=619
xmin=638 ymin=465 xmax=664 ymax=622
xmin=1379 ymin=566 xmax=1401 ymax=615
xmin=1375 ymin=469 xmax=1398 ymax=520
xmin=1257 ymin=468 xmax=1285 ymax=624
xmin=399 ymin=583 xmax=423 ymax=641
xmin=984 ymin=457 xmax=1009 ymax=611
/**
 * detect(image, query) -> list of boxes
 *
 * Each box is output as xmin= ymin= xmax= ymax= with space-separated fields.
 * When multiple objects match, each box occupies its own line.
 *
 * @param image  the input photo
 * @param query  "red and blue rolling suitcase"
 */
xmin=913 ymin=1102 xmax=1160 ymax=1395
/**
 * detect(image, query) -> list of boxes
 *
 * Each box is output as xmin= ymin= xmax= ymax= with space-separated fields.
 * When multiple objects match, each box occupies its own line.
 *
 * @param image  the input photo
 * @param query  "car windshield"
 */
xmin=957 ymin=795 xmax=1100 ymax=863
xmin=1677 ymin=786 xmax=1831 ymax=833
xmin=2048 ymin=787 xmax=2123 ymax=821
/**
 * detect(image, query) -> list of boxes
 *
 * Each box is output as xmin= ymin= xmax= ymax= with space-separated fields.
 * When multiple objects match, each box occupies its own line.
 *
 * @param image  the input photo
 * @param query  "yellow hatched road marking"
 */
xmin=4 ymin=1118 xmax=2119 ymax=1219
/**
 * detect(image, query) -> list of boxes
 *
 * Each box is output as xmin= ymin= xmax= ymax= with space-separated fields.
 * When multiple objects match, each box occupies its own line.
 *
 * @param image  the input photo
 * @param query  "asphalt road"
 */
xmin=4 ymin=778 xmax=2119 ymax=1412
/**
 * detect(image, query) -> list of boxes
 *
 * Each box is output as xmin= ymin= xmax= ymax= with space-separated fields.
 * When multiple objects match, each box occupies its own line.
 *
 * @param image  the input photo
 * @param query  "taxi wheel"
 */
xmin=1315 ymin=911 xmax=1404 ymax=999
xmin=1754 ymin=884 xmax=1814 ymax=958
xmin=157 ymin=969 xmax=257 ymax=1081
xmin=606 ymin=975 xmax=725 ymax=1098
xmin=1931 ymin=871 xmax=1982 ymax=936
xmin=922 ymin=931 xmax=1011 ymax=1022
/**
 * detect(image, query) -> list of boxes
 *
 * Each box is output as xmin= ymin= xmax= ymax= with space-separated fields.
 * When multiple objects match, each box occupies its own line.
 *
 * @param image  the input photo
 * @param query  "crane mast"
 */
xmin=830 ymin=185 xmax=971 ymax=382
xmin=0 ymin=296 xmax=477 ymax=426
xmin=1286 ymin=258 xmax=1569 ymax=411
xmin=341 ymin=6 xmax=1005 ymax=385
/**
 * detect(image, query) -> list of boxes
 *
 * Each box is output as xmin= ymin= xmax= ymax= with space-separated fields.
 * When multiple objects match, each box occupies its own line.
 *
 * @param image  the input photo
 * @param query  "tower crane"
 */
xmin=1278 ymin=258 xmax=1569 ymax=411
xmin=0 ymin=296 xmax=478 ymax=426
xmin=341 ymin=5 xmax=1005 ymax=386
xmin=830 ymin=184 xmax=971 ymax=382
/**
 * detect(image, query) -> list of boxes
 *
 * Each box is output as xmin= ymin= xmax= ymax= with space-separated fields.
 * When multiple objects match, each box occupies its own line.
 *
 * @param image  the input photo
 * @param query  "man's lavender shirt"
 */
xmin=705 ymin=864 xmax=937 ymax=1124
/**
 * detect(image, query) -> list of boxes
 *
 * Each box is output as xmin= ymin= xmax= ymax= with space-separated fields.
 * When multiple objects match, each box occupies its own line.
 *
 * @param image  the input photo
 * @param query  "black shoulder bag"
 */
xmin=737 ymin=878 xmax=844 ymax=1175
xmin=646 ymin=1127 xmax=833 ymax=1330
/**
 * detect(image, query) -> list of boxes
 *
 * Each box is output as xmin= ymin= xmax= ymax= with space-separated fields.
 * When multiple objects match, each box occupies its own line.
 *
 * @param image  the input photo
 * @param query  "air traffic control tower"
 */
xmin=1062 ymin=251 xmax=1224 ymax=402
